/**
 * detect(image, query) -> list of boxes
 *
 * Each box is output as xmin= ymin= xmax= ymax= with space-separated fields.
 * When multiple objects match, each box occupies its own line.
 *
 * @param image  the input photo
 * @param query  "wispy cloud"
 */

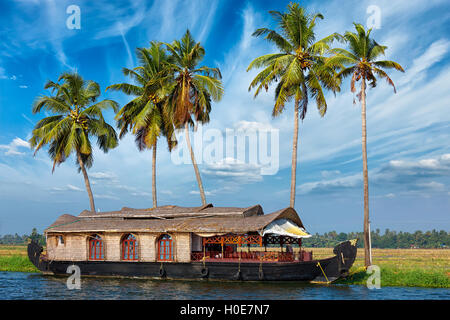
xmin=0 ymin=138 xmax=30 ymax=156
xmin=399 ymin=38 xmax=450 ymax=87
xmin=297 ymin=154 xmax=450 ymax=196
xmin=50 ymin=184 xmax=83 ymax=192
xmin=202 ymin=157 xmax=263 ymax=183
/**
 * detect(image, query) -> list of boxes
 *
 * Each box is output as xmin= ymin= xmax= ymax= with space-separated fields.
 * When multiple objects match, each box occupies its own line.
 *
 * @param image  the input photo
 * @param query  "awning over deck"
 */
xmin=260 ymin=219 xmax=311 ymax=238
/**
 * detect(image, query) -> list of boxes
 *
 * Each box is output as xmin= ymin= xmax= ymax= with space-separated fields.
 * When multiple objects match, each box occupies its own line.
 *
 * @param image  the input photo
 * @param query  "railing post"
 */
xmin=238 ymin=235 xmax=242 ymax=260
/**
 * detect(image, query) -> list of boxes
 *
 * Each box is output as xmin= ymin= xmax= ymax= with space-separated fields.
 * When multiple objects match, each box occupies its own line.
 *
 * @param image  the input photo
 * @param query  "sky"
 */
xmin=0 ymin=0 xmax=449 ymax=235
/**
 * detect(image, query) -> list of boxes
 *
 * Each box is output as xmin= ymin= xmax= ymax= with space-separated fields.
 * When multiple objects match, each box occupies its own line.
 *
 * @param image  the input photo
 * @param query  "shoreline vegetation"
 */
xmin=1 ymin=245 xmax=448 ymax=288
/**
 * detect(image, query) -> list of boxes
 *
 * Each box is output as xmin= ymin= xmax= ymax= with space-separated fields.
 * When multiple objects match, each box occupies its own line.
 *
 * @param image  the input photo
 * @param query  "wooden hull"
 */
xmin=28 ymin=240 xmax=357 ymax=282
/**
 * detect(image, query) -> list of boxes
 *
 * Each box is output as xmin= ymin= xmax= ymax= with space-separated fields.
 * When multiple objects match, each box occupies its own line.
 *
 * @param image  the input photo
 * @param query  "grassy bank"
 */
xmin=308 ymin=247 xmax=450 ymax=288
xmin=0 ymin=245 xmax=38 ymax=273
xmin=335 ymin=266 xmax=449 ymax=288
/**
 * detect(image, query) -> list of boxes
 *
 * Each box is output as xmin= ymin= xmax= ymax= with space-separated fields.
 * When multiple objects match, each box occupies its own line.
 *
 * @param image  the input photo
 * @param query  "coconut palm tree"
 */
xmin=247 ymin=3 xmax=341 ymax=208
xmin=29 ymin=72 xmax=119 ymax=212
xmin=164 ymin=30 xmax=224 ymax=206
xmin=106 ymin=42 xmax=177 ymax=208
xmin=327 ymin=23 xmax=404 ymax=266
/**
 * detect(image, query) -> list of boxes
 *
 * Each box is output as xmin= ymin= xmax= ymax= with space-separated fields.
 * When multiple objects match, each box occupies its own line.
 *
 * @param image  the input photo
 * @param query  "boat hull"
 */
xmin=28 ymin=240 xmax=357 ymax=282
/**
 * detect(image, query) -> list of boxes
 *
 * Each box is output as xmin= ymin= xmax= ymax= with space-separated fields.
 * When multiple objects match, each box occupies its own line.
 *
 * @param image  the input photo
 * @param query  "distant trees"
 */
xmin=0 ymin=228 xmax=45 ymax=245
xmin=302 ymin=229 xmax=449 ymax=249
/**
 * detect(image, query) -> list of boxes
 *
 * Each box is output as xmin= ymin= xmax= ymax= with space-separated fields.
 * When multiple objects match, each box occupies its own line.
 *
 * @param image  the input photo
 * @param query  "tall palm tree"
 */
xmin=247 ymin=3 xmax=341 ymax=208
xmin=30 ymin=72 xmax=119 ymax=212
xmin=327 ymin=23 xmax=404 ymax=266
xmin=106 ymin=42 xmax=177 ymax=208
xmin=164 ymin=30 xmax=224 ymax=206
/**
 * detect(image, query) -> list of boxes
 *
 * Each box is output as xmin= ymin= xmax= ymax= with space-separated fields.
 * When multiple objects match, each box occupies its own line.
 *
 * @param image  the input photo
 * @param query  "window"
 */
xmin=122 ymin=234 xmax=139 ymax=261
xmin=158 ymin=234 xmax=173 ymax=261
xmin=88 ymin=234 xmax=104 ymax=260
xmin=57 ymin=235 xmax=64 ymax=246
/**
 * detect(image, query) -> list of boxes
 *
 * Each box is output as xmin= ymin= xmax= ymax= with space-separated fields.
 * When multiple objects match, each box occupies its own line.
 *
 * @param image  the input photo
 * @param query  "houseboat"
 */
xmin=28 ymin=204 xmax=358 ymax=282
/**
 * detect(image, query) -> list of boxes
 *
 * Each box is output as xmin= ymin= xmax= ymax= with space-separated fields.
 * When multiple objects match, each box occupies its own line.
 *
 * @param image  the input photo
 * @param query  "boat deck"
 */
xmin=190 ymin=250 xmax=313 ymax=263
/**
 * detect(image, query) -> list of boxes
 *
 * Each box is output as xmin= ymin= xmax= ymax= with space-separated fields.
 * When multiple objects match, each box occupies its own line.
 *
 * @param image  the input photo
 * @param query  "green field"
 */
xmin=1 ymin=245 xmax=448 ymax=287
xmin=308 ymin=247 xmax=450 ymax=288
xmin=0 ymin=245 xmax=39 ymax=273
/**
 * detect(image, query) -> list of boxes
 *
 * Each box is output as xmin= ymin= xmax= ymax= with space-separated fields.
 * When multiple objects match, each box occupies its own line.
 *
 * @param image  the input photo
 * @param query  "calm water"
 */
xmin=0 ymin=272 xmax=448 ymax=300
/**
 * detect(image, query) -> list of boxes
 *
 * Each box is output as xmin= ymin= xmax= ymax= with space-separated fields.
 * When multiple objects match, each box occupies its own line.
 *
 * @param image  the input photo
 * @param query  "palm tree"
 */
xmin=106 ymin=42 xmax=177 ymax=208
xmin=247 ymin=3 xmax=341 ymax=208
xmin=164 ymin=30 xmax=224 ymax=205
xmin=327 ymin=23 xmax=404 ymax=266
xmin=30 ymin=72 xmax=119 ymax=212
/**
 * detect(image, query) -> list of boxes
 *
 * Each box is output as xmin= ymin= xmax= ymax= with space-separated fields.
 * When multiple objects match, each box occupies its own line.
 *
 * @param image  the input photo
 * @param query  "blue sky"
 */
xmin=0 ymin=0 xmax=449 ymax=235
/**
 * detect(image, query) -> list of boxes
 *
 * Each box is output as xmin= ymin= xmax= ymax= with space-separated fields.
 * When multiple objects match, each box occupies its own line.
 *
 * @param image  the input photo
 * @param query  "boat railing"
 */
xmin=191 ymin=250 xmax=313 ymax=262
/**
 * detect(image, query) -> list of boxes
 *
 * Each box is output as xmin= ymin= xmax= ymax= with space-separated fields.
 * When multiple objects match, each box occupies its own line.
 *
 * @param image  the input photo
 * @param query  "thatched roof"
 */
xmin=45 ymin=205 xmax=305 ymax=235
xmin=77 ymin=203 xmax=263 ymax=219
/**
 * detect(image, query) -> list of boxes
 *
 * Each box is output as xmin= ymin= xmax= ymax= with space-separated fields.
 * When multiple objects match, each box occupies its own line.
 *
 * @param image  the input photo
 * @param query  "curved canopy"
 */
xmin=260 ymin=219 xmax=311 ymax=239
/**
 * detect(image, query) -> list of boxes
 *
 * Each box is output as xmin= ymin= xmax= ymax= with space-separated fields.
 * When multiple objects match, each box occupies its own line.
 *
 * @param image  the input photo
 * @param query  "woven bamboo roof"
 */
xmin=45 ymin=205 xmax=305 ymax=234
xmin=77 ymin=203 xmax=263 ymax=219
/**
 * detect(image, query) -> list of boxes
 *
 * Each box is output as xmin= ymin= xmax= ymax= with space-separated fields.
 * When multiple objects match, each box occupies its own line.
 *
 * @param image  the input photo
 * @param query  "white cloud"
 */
xmin=66 ymin=184 xmax=83 ymax=191
xmin=321 ymin=170 xmax=341 ymax=178
xmin=50 ymin=184 xmax=83 ymax=192
xmin=130 ymin=191 xmax=151 ymax=197
xmin=399 ymin=39 xmax=450 ymax=87
xmin=297 ymin=173 xmax=361 ymax=195
xmin=201 ymin=157 xmax=263 ymax=183
xmin=90 ymin=171 xmax=118 ymax=181
xmin=189 ymin=190 xmax=213 ymax=196
xmin=0 ymin=137 xmax=30 ymax=156
xmin=95 ymin=194 xmax=120 ymax=200
xmin=415 ymin=181 xmax=445 ymax=191
xmin=94 ymin=0 xmax=147 ymax=40
xmin=377 ymin=154 xmax=450 ymax=180
xmin=297 ymin=154 xmax=450 ymax=196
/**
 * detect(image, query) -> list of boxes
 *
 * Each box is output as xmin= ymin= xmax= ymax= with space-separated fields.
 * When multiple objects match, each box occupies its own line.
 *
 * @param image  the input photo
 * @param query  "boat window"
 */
xmin=158 ymin=234 xmax=173 ymax=261
xmin=122 ymin=234 xmax=139 ymax=261
xmin=88 ymin=234 xmax=104 ymax=260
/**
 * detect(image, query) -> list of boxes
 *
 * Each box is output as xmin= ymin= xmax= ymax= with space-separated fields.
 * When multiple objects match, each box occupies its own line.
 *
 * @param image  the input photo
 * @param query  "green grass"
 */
xmin=0 ymin=255 xmax=39 ymax=273
xmin=308 ymin=247 xmax=449 ymax=288
xmin=336 ymin=266 xmax=449 ymax=288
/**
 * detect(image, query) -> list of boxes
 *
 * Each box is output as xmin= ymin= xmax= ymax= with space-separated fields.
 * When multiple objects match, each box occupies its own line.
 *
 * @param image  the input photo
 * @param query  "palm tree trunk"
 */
xmin=76 ymin=151 xmax=96 ymax=212
xmin=185 ymin=122 xmax=207 ymax=205
xmin=290 ymin=99 xmax=300 ymax=208
xmin=361 ymin=78 xmax=371 ymax=267
xmin=152 ymin=141 xmax=157 ymax=208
